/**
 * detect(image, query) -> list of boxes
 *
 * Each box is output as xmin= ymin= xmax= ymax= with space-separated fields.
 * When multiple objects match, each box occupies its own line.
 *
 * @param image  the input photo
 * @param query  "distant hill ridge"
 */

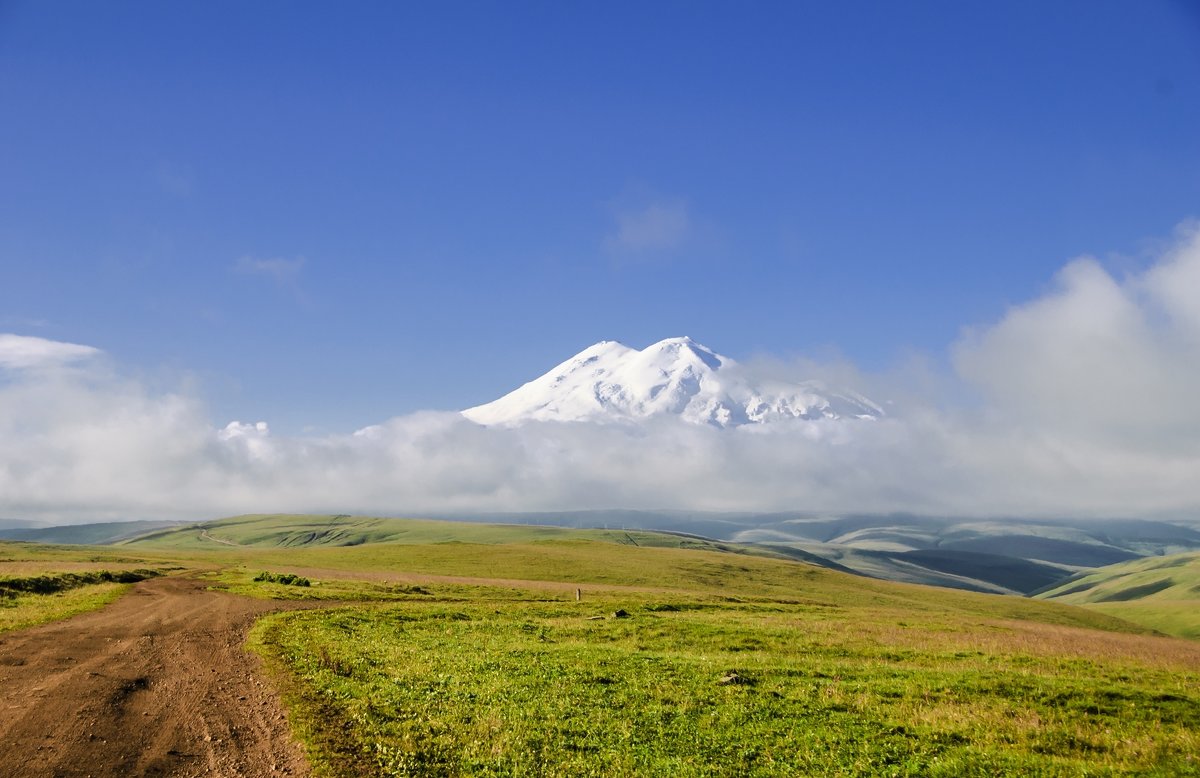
xmin=12 ymin=512 xmax=1200 ymax=602
xmin=0 ymin=520 xmax=185 ymax=545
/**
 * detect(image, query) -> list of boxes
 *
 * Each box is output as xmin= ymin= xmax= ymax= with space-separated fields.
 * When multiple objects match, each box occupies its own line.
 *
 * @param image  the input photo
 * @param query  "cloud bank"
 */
xmin=4 ymin=223 xmax=1200 ymax=523
xmin=0 ymin=334 xmax=100 ymax=370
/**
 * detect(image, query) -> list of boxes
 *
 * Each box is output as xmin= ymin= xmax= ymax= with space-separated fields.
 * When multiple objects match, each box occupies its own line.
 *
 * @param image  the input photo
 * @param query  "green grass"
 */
xmin=10 ymin=522 xmax=1200 ymax=775
xmin=1038 ymin=552 xmax=1200 ymax=638
xmin=0 ymin=568 xmax=160 ymax=596
xmin=178 ymin=539 xmax=1148 ymax=637
xmin=0 ymin=541 xmax=176 ymax=633
xmin=0 ymin=539 xmax=171 ymax=568
xmin=253 ymin=588 xmax=1200 ymax=777
xmin=0 ymin=519 xmax=184 ymax=545
xmin=0 ymin=581 xmax=130 ymax=634
xmin=208 ymin=528 xmax=1198 ymax=776
xmin=125 ymin=513 xmax=766 ymax=557
xmin=210 ymin=566 xmax=541 ymax=604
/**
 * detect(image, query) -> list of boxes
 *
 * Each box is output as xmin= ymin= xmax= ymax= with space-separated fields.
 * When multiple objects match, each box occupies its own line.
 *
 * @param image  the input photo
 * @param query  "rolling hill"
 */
xmin=123 ymin=513 xmax=777 ymax=559
xmin=0 ymin=520 xmax=184 ymax=546
xmin=115 ymin=514 xmax=1081 ymax=595
xmin=7 ymin=512 xmax=1200 ymax=774
xmin=5 ymin=510 xmax=1189 ymax=598
xmin=1037 ymin=551 xmax=1200 ymax=638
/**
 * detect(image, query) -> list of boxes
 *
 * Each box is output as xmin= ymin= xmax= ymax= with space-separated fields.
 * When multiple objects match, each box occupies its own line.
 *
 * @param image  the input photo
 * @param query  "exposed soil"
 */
xmin=198 ymin=530 xmax=242 ymax=547
xmin=0 ymin=577 xmax=314 ymax=778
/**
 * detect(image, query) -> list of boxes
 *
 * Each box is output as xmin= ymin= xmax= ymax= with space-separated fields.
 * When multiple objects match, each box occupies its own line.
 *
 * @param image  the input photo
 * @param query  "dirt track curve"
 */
xmin=0 ymin=577 xmax=313 ymax=778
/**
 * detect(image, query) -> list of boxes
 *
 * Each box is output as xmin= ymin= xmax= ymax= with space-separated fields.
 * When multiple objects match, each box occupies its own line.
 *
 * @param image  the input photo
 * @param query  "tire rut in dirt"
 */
xmin=0 ymin=577 xmax=313 ymax=778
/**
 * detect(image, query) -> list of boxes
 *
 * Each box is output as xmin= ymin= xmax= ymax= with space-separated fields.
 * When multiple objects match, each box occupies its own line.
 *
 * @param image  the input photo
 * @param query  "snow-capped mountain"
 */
xmin=462 ymin=337 xmax=883 ymax=427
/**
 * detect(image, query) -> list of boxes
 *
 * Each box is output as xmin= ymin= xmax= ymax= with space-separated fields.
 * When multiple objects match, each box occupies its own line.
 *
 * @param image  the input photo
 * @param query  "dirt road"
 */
xmin=0 ymin=577 xmax=312 ymax=778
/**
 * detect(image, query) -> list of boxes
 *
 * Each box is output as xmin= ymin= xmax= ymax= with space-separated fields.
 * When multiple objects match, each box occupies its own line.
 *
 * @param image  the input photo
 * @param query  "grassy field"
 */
xmin=0 ymin=579 xmax=130 ymax=634
xmin=0 ymin=565 xmax=160 ymax=635
xmin=126 ymin=513 xmax=767 ymax=556
xmin=250 ymin=580 xmax=1200 ymax=777
xmin=6 ymin=517 xmax=1200 ymax=775
xmin=1037 ymin=551 xmax=1200 ymax=639
xmin=0 ymin=540 xmax=180 ymax=634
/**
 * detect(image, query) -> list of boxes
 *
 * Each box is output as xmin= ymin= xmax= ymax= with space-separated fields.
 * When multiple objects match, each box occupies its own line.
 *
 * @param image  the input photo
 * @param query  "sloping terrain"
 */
xmin=890 ymin=549 xmax=1066 ymax=593
xmin=224 ymin=535 xmax=1195 ymax=776
xmin=744 ymin=542 xmax=1069 ymax=594
xmin=125 ymin=513 xmax=776 ymax=559
xmin=1037 ymin=551 xmax=1200 ymax=638
xmin=5 ymin=522 xmax=1199 ymax=775
xmin=118 ymin=515 xmax=1074 ymax=595
xmin=729 ymin=515 xmax=1200 ymax=592
xmin=0 ymin=519 xmax=185 ymax=546
xmin=11 ymin=510 xmax=1195 ymax=599
xmin=736 ymin=514 xmax=1200 ymax=558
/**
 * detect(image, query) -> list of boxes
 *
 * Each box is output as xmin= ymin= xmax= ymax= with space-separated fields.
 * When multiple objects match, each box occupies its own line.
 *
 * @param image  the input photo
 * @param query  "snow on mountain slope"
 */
xmin=462 ymin=337 xmax=883 ymax=427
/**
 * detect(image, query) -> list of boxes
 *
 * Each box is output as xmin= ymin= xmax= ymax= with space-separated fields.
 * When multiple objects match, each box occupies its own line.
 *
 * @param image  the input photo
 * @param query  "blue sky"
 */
xmin=3 ymin=1 xmax=1199 ymax=434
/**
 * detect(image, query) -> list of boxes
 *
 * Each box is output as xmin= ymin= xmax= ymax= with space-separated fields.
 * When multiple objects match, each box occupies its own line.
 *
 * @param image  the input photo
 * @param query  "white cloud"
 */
xmin=953 ymin=222 xmax=1200 ymax=452
xmin=3 ymin=223 xmax=1200 ymax=523
xmin=1142 ymin=220 xmax=1200 ymax=339
xmin=608 ymin=199 xmax=690 ymax=252
xmin=0 ymin=334 xmax=100 ymax=370
xmin=218 ymin=421 xmax=273 ymax=460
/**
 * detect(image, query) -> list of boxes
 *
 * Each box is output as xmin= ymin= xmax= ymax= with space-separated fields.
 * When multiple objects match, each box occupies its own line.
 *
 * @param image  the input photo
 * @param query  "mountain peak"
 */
xmin=640 ymin=336 xmax=724 ymax=370
xmin=462 ymin=338 xmax=882 ymax=428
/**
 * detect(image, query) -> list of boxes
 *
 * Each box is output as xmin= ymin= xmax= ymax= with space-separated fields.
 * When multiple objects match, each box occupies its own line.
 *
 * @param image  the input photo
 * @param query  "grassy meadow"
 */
xmin=1038 ymin=551 xmax=1200 ymax=639
xmin=249 ymin=589 xmax=1200 ymax=777
xmin=3 ymin=515 xmax=1200 ymax=775
xmin=0 ymin=540 xmax=177 ymax=634
xmin=0 ymin=578 xmax=130 ymax=634
xmin=127 ymin=513 xmax=763 ymax=557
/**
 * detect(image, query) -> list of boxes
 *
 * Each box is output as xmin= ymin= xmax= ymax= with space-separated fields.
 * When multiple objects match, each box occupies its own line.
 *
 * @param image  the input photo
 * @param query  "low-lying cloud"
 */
xmin=0 ymin=334 xmax=100 ymax=370
xmin=4 ymin=223 xmax=1200 ymax=524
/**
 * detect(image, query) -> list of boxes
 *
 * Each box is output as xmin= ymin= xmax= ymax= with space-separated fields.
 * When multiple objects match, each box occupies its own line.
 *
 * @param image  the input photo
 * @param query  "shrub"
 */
xmin=253 ymin=571 xmax=311 ymax=587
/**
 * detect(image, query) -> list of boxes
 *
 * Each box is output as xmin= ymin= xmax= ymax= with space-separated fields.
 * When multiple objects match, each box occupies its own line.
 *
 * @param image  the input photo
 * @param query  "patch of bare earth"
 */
xmin=0 ymin=577 xmax=313 ymax=777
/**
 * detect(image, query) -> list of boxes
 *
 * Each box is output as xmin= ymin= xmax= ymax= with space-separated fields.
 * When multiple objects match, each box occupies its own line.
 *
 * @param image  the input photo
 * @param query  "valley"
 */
xmin=2 ymin=515 xmax=1198 ymax=776
xmin=1038 ymin=551 xmax=1200 ymax=639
